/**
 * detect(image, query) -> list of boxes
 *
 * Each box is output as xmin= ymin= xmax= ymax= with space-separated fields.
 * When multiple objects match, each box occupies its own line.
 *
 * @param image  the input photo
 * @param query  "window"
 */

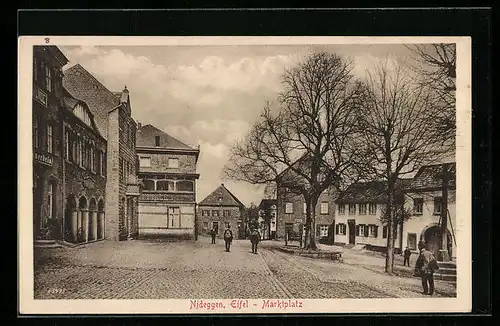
xmin=177 ymin=180 xmax=194 ymax=192
xmin=368 ymin=225 xmax=378 ymax=238
xmin=78 ymin=138 xmax=84 ymax=167
xmin=33 ymin=117 xmax=40 ymax=148
xmin=382 ymin=225 xmax=388 ymax=239
xmin=413 ymin=198 xmax=423 ymax=215
xmin=407 ymin=233 xmax=417 ymax=250
xmin=317 ymin=173 xmax=326 ymax=182
xmin=45 ymin=64 xmax=52 ymax=92
xmin=338 ymin=204 xmax=345 ymax=215
xmin=319 ymin=225 xmax=328 ymax=237
xmin=348 ymin=204 xmax=356 ymax=215
xmin=212 ymin=221 xmax=219 ymax=234
xmin=73 ymin=104 xmax=92 ymax=127
xmin=336 ymin=223 xmax=346 ymax=235
xmin=96 ymin=150 xmax=101 ymax=175
xmin=285 ymin=202 xmax=293 ymax=214
xmin=143 ymin=179 xmax=155 ymax=191
xmin=358 ymin=224 xmax=366 ymax=237
xmin=156 ymin=180 xmax=174 ymax=191
xmin=369 ymin=203 xmax=377 ymax=215
xmin=212 ymin=210 xmax=220 ymax=217
xmin=90 ymin=146 xmax=95 ymax=172
xmin=101 ymin=151 xmax=106 ymax=176
xmin=223 ymin=210 xmax=231 ymax=217
xmin=139 ymin=157 xmax=151 ymax=167
xmin=202 ymin=210 xmax=210 ymax=217
xmin=119 ymin=158 xmax=124 ymax=181
xmin=64 ymin=130 xmax=69 ymax=160
xmin=203 ymin=222 xmax=209 ymax=229
xmin=320 ymin=202 xmax=329 ymax=214
xmin=303 ymin=202 xmax=307 ymax=214
xmin=47 ymin=182 xmax=54 ymax=219
xmin=359 ymin=203 xmax=367 ymax=215
xmin=71 ymin=133 xmax=77 ymax=163
xmin=434 ymin=197 xmax=443 ymax=215
xmin=155 ymin=136 xmax=161 ymax=147
xmin=168 ymin=207 xmax=180 ymax=228
xmin=168 ymin=158 xmax=179 ymax=168
xmin=46 ymin=125 xmax=53 ymax=153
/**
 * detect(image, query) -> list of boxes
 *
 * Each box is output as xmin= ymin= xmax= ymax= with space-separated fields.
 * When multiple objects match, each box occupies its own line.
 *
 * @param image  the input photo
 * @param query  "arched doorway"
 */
xmin=65 ymin=195 xmax=77 ymax=242
xmin=78 ymin=196 xmax=88 ymax=243
xmin=421 ymin=224 xmax=453 ymax=259
xmin=89 ymin=198 xmax=97 ymax=241
xmin=97 ymin=199 xmax=105 ymax=240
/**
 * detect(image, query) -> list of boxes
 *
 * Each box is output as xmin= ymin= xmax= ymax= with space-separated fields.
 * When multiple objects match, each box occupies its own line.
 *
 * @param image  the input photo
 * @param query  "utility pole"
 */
xmin=439 ymin=164 xmax=450 ymax=262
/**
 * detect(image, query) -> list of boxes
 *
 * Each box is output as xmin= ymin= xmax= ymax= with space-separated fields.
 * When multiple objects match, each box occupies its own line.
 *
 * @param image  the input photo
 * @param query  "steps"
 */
xmin=34 ymin=239 xmax=63 ymax=248
xmin=434 ymin=261 xmax=457 ymax=282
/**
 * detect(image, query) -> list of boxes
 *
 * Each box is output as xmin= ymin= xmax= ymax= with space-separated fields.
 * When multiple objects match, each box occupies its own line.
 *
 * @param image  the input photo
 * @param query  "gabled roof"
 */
xmin=136 ymin=124 xmax=196 ymax=150
xmin=62 ymin=64 xmax=123 ymax=139
xmin=408 ymin=162 xmax=456 ymax=191
xmin=60 ymin=87 xmax=104 ymax=139
xmin=336 ymin=178 xmax=411 ymax=204
xmin=198 ymin=184 xmax=245 ymax=207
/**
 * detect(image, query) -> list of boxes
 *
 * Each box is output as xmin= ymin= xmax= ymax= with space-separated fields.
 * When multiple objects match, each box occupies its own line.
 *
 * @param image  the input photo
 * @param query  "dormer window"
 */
xmin=155 ymin=136 xmax=160 ymax=147
xmin=73 ymin=104 xmax=92 ymax=127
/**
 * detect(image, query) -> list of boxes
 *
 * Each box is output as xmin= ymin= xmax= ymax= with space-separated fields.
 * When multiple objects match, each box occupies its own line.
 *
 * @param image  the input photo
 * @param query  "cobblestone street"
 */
xmin=34 ymin=237 xmax=456 ymax=299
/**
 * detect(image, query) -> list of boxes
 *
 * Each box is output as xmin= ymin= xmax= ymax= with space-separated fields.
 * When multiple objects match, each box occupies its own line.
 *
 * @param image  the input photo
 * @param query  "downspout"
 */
xmin=61 ymin=115 xmax=66 ymax=242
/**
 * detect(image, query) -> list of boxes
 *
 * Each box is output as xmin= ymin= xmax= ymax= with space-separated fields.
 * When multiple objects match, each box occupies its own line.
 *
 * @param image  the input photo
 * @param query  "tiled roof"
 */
xmin=60 ymin=88 xmax=103 ymax=139
xmin=336 ymin=179 xmax=410 ymax=203
xmin=408 ymin=162 xmax=456 ymax=190
xmin=62 ymin=64 xmax=123 ymax=139
xmin=198 ymin=184 xmax=245 ymax=207
xmin=136 ymin=124 xmax=195 ymax=150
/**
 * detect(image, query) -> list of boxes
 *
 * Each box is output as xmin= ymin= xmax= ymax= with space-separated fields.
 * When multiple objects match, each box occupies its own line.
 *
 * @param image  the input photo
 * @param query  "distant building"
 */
xmin=63 ymin=64 xmax=141 ymax=241
xmin=275 ymin=157 xmax=338 ymax=244
xmin=258 ymin=199 xmax=277 ymax=240
xmin=197 ymin=184 xmax=246 ymax=239
xmin=135 ymin=124 xmax=200 ymax=239
xmin=334 ymin=179 xmax=411 ymax=253
xmin=403 ymin=163 xmax=456 ymax=260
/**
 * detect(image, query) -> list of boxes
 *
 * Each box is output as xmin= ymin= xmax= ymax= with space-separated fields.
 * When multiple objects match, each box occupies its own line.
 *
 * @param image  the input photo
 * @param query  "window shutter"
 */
xmin=374 ymin=226 xmax=378 ymax=238
xmin=383 ymin=226 xmax=388 ymax=238
xmin=335 ymin=224 xmax=339 ymax=235
xmin=316 ymin=224 xmax=320 ymax=237
xmin=355 ymin=225 xmax=360 ymax=236
xmin=364 ymin=225 xmax=369 ymax=237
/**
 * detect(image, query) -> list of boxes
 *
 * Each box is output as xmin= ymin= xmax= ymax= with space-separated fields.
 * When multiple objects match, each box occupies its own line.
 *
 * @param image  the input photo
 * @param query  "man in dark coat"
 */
xmin=223 ymin=225 xmax=233 ymax=252
xmin=415 ymin=241 xmax=439 ymax=295
xmin=403 ymin=247 xmax=412 ymax=267
xmin=250 ymin=229 xmax=261 ymax=254
xmin=210 ymin=227 xmax=217 ymax=244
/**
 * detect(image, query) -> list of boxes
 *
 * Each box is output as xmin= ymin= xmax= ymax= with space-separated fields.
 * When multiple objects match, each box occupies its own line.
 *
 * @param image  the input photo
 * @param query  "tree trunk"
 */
xmin=385 ymin=184 xmax=395 ymax=274
xmin=303 ymin=195 xmax=318 ymax=251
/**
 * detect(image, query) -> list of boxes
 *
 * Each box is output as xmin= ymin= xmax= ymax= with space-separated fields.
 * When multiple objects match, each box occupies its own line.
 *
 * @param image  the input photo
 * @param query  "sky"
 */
xmin=59 ymin=43 xmax=415 ymax=206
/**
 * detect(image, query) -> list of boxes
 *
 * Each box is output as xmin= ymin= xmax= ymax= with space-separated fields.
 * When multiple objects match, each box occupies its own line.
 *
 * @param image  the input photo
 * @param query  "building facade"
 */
xmin=402 ymin=163 xmax=456 ymax=260
xmin=32 ymin=46 xmax=69 ymax=242
xmin=197 ymin=184 xmax=246 ymax=239
xmin=63 ymin=64 xmax=140 ymax=241
xmin=61 ymin=88 xmax=107 ymax=243
xmin=136 ymin=124 xmax=200 ymax=239
xmin=334 ymin=180 xmax=410 ymax=253
xmin=258 ymin=199 xmax=277 ymax=240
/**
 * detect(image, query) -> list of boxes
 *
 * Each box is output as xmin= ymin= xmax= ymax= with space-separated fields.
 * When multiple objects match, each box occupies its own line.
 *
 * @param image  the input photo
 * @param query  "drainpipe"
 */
xmin=61 ymin=116 xmax=66 ymax=242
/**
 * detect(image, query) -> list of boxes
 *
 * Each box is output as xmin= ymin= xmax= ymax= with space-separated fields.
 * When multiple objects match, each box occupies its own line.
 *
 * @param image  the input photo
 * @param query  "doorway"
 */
xmin=348 ymin=219 xmax=356 ymax=245
xmin=212 ymin=221 xmax=219 ymax=235
xmin=423 ymin=225 xmax=453 ymax=259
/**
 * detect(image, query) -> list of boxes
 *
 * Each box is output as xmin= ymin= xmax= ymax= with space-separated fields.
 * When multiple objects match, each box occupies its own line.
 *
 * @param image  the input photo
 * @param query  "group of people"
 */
xmin=209 ymin=225 xmax=262 ymax=254
xmin=404 ymin=241 xmax=440 ymax=296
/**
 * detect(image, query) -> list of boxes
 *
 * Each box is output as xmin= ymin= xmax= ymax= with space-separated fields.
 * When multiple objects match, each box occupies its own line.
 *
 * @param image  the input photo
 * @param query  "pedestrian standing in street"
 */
xmin=250 ymin=228 xmax=261 ymax=254
xmin=403 ymin=246 xmax=412 ymax=267
xmin=210 ymin=227 xmax=217 ymax=244
xmin=414 ymin=241 xmax=439 ymax=295
xmin=223 ymin=225 xmax=233 ymax=252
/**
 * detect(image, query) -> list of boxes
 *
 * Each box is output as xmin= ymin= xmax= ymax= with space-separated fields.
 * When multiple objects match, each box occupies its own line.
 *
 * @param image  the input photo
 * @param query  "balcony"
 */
xmin=126 ymin=175 xmax=141 ymax=197
xmin=34 ymin=149 xmax=53 ymax=167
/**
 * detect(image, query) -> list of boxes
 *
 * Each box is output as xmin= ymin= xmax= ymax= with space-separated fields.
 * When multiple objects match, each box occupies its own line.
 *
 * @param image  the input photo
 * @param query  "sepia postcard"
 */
xmin=18 ymin=36 xmax=472 ymax=314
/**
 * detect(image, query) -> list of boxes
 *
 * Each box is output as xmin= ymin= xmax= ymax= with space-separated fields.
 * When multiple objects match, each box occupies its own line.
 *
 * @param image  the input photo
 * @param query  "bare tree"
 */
xmin=223 ymin=51 xmax=363 ymax=250
xmin=405 ymin=44 xmax=456 ymax=144
xmin=354 ymin=60 xmax=451 ymax=274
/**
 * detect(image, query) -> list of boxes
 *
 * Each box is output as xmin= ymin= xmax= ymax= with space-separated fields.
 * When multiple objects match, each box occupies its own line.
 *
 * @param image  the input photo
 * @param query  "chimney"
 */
xmin=137 ymin=122 xmax=142 ymax=129
xmin=123 ymin=85 xmax=129 ymax=93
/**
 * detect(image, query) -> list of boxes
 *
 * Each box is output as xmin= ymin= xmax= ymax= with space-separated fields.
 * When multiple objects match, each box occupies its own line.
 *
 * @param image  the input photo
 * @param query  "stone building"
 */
xmin=197 ymin=184 xmax=246 ymax=239
xmin=32 ymin=46 xmax=69 ymax=242
xmin=402 ymin=162 xmax=456 ymax=260
xmin=334 ymin=179 xmax=411 ymax=253
xmin=135 ymin=124 xmax=200 ymax=239
xmin=275 ymin=157 xmax=338 ymax=245
xmin=63 ymin=64 xmax=140 ymax=241
xmin=61 ymin=88 xmax=107 ymax=243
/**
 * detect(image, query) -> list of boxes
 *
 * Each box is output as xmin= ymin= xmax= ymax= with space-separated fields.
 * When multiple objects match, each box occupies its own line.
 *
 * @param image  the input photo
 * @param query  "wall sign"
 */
xmin=34 ymin=152 xmax=52 ymax=166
